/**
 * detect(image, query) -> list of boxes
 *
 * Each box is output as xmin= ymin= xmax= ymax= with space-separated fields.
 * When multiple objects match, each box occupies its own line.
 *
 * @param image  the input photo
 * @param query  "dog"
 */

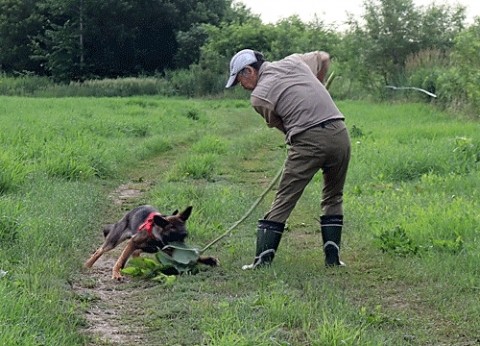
xmin=84 ymin=205 xmax=218 ymax=280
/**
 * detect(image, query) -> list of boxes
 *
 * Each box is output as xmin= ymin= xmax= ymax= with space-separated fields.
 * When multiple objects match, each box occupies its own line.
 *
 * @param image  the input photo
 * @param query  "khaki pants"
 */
xmin=264 ymin=120 xmax=351 ymax=223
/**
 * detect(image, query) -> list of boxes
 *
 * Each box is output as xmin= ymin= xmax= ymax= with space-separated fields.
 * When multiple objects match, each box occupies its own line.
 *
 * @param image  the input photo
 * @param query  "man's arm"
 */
xmin=297 ymin=51 xmax=331 ymax=85
xmin=315 ymin=51 xmax=330 ymax=84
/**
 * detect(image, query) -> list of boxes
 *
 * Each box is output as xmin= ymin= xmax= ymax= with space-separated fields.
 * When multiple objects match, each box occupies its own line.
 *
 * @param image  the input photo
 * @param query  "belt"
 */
xmin=318 ymin=118 xmax=343 ymax=128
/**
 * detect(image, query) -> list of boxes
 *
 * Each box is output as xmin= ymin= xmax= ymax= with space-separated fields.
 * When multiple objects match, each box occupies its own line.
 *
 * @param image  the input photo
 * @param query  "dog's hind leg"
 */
xmin=84 ymin=243 xmax=115 ymax=268
xmin=85 ymin=218 xmax=133 ymax=269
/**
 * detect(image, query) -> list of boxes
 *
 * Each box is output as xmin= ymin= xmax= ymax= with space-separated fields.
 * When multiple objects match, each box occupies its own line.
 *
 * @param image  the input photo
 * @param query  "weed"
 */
xmin=184 ymin=108 xmax=200 ymax=120
xmin=192 ymin=135 xmax=227 ymax=154
xmin=376 ymin=226 xmax=419 ymax=256
xmin=350 ymin=124 xmax=364 ymax=138
xmin=430 ymin=233 xmax=464 ymax=254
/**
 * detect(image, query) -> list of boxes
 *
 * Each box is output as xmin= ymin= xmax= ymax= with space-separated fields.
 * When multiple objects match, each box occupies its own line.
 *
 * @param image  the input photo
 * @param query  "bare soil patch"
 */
xmin=74 ymin=181 xmax=151 ymax=345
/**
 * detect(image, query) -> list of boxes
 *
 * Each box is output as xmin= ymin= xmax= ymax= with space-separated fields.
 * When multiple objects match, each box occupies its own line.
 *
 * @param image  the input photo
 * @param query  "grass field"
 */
xmin=0 ymin=96 xmax=479 ymax=345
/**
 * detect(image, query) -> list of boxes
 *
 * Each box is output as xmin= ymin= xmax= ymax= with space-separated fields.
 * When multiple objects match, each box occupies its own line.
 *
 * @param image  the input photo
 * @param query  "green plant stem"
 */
xmin=200 ymin=165 xmax=284 ymax=254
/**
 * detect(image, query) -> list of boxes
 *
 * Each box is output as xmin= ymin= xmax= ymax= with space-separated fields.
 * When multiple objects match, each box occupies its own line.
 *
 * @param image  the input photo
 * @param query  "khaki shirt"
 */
xmin=251 ymin=51 xmax=344 ymax=143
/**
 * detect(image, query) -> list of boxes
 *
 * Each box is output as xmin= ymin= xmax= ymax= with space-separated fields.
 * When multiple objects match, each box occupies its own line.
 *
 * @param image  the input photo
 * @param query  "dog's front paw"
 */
xmin=112 ymin=271 xmax=125 ymax=281
xmin=199 ymin=256 xmax=220 ymax=267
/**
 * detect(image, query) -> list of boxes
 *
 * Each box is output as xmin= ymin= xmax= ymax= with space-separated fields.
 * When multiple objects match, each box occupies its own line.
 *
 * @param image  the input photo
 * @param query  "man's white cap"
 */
xmin=225 ymin=49 xmax=257 ymax=88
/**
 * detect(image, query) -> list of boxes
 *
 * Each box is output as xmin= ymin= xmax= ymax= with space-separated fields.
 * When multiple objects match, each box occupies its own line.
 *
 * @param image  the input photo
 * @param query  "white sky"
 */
xmin=235 ymin=0 xmax=479 ymax=28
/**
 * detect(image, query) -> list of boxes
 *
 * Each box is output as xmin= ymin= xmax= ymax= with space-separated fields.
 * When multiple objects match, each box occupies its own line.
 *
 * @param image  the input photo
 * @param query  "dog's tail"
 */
xmin=103 ymin=224 xmax=114 ymax=238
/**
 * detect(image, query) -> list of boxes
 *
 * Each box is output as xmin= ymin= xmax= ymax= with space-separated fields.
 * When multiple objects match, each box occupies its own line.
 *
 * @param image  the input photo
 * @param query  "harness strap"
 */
xmin=138 ymin=212 xmax=162 ymax=238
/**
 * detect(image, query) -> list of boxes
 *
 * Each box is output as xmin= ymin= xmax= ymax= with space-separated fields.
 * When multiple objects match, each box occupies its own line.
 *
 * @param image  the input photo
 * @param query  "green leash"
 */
xmin=200 ymin=165 xmax=283 ymax=254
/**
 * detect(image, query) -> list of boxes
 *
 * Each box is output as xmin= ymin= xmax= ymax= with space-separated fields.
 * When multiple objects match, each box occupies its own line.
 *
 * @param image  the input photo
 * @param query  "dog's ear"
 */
xmin=153 ymin=214 xmax=170 ymax=228
xmin=171 ymin=209 xmax=179 ymax=215
xmin=179 ymin=206 xmax=193 ymax=221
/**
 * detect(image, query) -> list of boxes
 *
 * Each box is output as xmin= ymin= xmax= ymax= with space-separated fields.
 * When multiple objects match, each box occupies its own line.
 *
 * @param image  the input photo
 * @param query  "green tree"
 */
xmin=340 ymin=0 xmax=468 ymax=99
xmin=26 ymin=0 xmax=233 ymax=80
xmin=182 ymin=18 xmax=271 ymax=96
xmin=0 ymin=0 xmax=44 ymax=73
xmin=173 ymin=1 xmax=257 ymax=68
xmin=361 ymin=0 xmax=421 ymax=85
xmin=180 ymin=14 xmax=341 ymax=96
xmin=418 ymin=3 xmax=465 ymax=51
xmin=200 ymin=17 xmax=273 ymax=62
xmin=268 ymin=16 xmax=339 ymax=60
xmin=438 ymin=17 xmax=480 ymax=113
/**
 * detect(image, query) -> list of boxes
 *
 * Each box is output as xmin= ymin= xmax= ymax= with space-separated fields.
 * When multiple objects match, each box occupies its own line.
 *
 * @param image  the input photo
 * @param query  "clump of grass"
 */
xmin=350 ymin=124 xmax=365 ymax=139
xmin=39 ymin=139 xmax=115 ymax=180
xmin=183 ymin=108 xmax=201 ymax=121
xmin=376 ymin=226 xmax=419 ymax=256
xmin=0 ymin=151 xmax=28 ymax=193
xmin=144 ymin=137 xmax=173 ymax=155
xmin=166 ymin=153 xmax=218 ymax=181
xmin=192 ymin=135 xmax=227 ymax=154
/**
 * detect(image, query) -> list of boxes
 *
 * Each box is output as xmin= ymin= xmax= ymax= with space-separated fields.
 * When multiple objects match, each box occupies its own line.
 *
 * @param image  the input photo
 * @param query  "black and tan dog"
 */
xmin=84 ymin=205 xmax=218 ymax=280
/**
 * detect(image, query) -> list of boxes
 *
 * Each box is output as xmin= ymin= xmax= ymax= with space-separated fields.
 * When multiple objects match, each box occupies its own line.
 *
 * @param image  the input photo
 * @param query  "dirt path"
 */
xmin=75 ymin=182 xmax=150 ymax=345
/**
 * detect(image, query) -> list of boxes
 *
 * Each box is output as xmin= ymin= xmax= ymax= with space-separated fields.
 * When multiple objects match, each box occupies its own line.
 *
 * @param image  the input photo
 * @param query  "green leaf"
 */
xmin=121 ymin=266 xmax=142 ymax=276
xmin=122 ymin=242 xmax=202 ymax=279
xmin=162 ymin=241 xmax=200 ymax=265
xmin=128 ymin=256 xmax=158 ymax=270
xmin=164 ymin=275 xmax=177 ymax=286
xmin=152 ymin=273 xmax=177 ymax=286
xmin=155 ymin=251 xmax=178 ymax=267
xmin=156 ymin=245 xmax=200 ymax=275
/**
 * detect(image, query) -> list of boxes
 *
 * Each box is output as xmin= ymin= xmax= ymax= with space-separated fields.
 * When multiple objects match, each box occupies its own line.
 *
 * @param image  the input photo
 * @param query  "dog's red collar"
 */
xmin=138 ymin=212 xmax=162 ymax=238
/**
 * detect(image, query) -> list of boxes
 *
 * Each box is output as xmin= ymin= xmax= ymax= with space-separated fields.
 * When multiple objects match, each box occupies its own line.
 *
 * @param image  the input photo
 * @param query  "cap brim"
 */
xmin=225 ymin=74 xmax=238 ymax=88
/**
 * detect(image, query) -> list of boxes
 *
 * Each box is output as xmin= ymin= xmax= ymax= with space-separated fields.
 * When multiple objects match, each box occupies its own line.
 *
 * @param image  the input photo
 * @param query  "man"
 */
xmin=225 ymin=49 xmax=351 ymax=269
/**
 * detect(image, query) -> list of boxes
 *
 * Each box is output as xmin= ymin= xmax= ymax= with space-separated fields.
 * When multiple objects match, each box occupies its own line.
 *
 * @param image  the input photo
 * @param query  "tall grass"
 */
xmin=0 ymin=75 xmax=176 ymax=97
xmin=0 ymin=178 xmax=104 ymax=346
xmin=0 ymin=96 xmax=479 ymax=345
xmin=0 ymin=96 xmax=205 ymax=191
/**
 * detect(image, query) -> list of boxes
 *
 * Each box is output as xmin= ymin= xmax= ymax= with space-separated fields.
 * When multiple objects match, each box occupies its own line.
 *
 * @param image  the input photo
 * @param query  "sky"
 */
xmin=235 ymin=0 xmax=479 ymax=28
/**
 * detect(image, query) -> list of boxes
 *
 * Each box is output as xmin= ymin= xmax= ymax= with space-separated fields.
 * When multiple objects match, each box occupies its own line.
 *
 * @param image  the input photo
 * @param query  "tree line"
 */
xmin=0 ymin=0 xmax=237 ymax=80
xmin=0 ymin=0 xmax=479 ymax=113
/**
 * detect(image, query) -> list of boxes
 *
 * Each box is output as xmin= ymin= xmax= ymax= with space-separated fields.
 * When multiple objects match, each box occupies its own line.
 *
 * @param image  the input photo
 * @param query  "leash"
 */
xmin=200 ymin=165 xmax=283 ymax=254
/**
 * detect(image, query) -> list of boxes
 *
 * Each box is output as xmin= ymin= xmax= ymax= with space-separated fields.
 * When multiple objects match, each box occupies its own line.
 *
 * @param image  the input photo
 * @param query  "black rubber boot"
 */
xmin=320 ymin=215 xmax=345 ymax=267
xmin=242 ymin=219 xmax=284 ymax=270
